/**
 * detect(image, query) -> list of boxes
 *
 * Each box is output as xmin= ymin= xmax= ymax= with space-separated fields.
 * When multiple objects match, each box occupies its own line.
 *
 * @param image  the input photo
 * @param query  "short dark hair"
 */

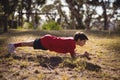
xmin=74 ymin=32 xmax=88 ymax=41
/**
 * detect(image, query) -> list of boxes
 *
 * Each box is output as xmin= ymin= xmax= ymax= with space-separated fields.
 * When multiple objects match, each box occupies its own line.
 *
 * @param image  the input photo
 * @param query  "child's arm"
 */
xmin=70 ymin=52 xmax=91 ymax=60
xmin=79 ymin=52 xmax=91 ymax=60
xmin=70 ymin=53 xmax=76 ymax=59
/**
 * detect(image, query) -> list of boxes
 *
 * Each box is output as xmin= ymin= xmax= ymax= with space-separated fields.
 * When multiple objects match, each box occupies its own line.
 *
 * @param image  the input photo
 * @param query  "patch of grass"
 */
xmin=36 ymin=73 xmax=46 ymax=80
xmin=19 ymin=60 xmax=30 ymax=69
xmin=0 ymin=47 xmax=4 ymax=56
xmin=62 ymin=72 xmax=69 ymax=80
xmin=0 ymin=30 xmax=120 ymax=80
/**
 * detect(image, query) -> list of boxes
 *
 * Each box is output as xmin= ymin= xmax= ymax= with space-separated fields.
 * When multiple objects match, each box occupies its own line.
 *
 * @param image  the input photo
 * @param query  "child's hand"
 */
xmin=83 ymin=51 xmax=91 ymax=60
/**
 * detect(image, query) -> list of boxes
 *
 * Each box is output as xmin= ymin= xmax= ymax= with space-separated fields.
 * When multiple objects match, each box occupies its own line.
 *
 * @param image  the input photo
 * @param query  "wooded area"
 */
xmin=0 ymin=0 xmax=120 ymax=32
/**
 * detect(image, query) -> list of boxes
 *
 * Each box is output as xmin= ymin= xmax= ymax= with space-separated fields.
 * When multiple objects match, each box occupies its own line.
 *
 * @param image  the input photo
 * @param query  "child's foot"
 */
xmin=8 ymin=44 xmax=16 ymax=53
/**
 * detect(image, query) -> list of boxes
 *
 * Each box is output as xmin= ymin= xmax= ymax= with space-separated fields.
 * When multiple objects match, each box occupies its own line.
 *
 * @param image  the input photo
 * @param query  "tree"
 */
xmin=0 ymin=0 xmax=18 ymax=32
xmin=113 ymin=0 xmax=120 ymax=8
xmin=16 ymin=0 xmax=46 ymax=27
xmin=54 ymin=0 xmax=70 ymax=29
xmin=101 ymin=0 xmax=108 ymax=30
xmin=22 ymin=0 xmax=32 ymax=22
xmin=66 ymin=0 xmax=85 ymax=29
xmin=113 ymin=0 xmax=120 ymax=20
xmin=84 ymin=0 xmax=99 ymax=30
xmin=86 ymin=0 xmax=117 ymax=30
xmin=41 ymin=4 xmax=56 ymax=21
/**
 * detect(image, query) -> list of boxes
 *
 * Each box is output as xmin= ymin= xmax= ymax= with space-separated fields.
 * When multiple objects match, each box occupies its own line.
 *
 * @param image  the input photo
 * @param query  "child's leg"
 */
xmin=8 ymin=41 xmax=34 ymax=53
xmin=14 ymin=41 xmax=34 ymax=48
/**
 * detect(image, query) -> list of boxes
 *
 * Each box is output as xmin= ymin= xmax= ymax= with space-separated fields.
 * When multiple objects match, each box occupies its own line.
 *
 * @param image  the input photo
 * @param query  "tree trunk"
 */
xmin=3 ymin=15 xmax=8 ymax=32
xmin=102 ymin=0 xmax=108 ymax=30
xmin=18 ymin=9 xmax=23 ymax=26
xmin=57 ymin=4 xmax=70 ymax=27
xmin=67 ymin=1 xmax=85 ymax=29
xmin=76 ymin=17 xmax=85 ymax=29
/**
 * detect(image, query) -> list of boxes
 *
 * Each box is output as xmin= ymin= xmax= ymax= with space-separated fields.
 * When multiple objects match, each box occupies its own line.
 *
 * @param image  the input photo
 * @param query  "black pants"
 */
xmin=33 ymin=39 xmax=47 ymax=50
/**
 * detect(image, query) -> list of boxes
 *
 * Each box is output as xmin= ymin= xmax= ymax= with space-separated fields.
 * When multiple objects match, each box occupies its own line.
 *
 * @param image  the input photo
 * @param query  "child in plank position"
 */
xmin=8 ymin=32 xmax=91 ymax=59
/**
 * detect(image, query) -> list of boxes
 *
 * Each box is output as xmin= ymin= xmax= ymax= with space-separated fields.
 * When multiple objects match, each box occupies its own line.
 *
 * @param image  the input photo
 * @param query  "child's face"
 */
xmin=77 ymin=39 xmax=86 ymax=46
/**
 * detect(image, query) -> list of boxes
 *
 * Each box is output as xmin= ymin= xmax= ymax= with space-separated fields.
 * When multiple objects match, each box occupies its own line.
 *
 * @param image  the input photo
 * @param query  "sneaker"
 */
xmin=8 ymin=44 xmax=16 ymax=53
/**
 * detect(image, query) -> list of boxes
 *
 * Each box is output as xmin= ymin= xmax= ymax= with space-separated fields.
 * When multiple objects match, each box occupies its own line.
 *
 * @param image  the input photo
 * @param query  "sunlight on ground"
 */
xmin=0 ymin=30 xmax=120 ymax=80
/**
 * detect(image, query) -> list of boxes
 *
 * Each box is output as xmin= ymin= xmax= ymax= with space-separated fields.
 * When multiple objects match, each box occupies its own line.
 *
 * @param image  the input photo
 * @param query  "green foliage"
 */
xmin=42 ymin=21 xmax=62 ymax=30
xmin=22 ymin=22 xmax=33 ymax=29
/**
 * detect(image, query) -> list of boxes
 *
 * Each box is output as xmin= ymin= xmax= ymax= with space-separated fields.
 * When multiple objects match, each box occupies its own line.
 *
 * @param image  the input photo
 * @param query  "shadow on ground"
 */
xmin=4 ymin=53 xmax=101 ymax=72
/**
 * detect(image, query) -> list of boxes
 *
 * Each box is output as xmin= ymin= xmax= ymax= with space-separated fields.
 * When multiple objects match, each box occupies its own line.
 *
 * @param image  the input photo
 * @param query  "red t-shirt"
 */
xmin=40 ymin=34 xmax=76 ymax=55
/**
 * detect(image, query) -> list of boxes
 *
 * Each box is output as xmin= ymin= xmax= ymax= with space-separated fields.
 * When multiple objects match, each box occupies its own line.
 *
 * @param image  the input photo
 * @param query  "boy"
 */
xmin=8 ymin=32 xmax=91 ymax=59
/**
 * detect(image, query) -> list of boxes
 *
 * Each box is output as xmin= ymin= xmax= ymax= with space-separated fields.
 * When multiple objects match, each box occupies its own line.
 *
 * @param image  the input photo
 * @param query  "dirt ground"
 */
xmin=0 ymin=30 xmax=120 ymax=80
